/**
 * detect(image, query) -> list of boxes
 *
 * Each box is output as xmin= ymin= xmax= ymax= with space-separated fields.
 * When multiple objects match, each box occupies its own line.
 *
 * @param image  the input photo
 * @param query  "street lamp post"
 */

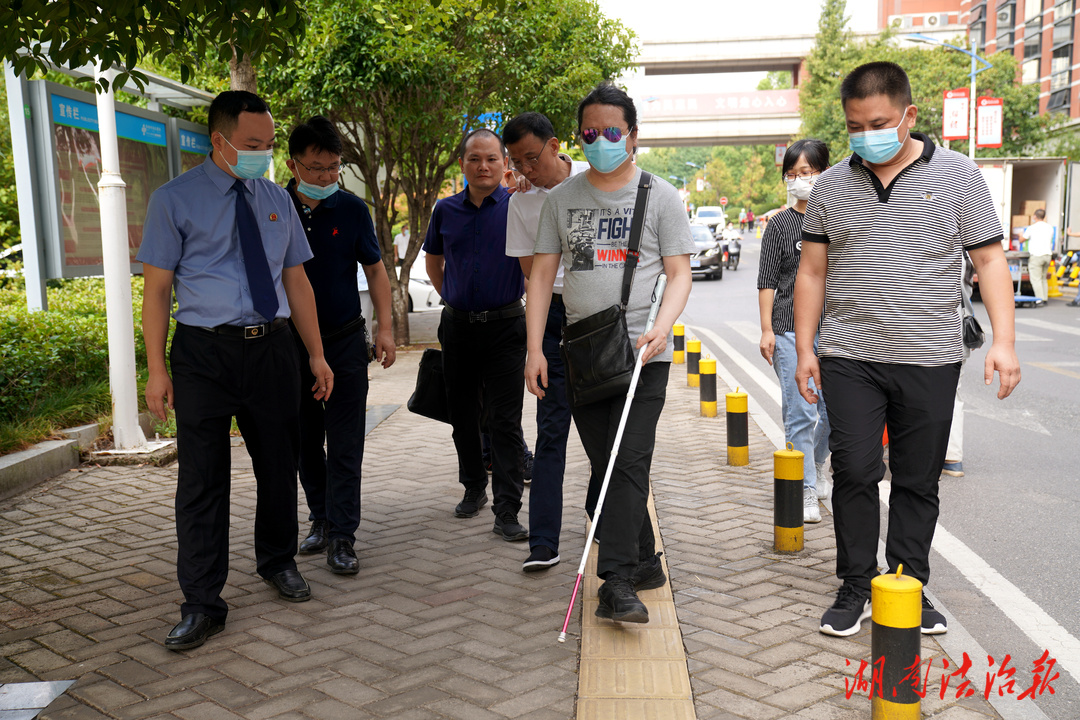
xmin=668 ymin=174 xmax=686 ymax=189
xmin=904 ymin=32 xmax=992 ymax=160
xmin=686 ymin=161 xmax=705 ymax=181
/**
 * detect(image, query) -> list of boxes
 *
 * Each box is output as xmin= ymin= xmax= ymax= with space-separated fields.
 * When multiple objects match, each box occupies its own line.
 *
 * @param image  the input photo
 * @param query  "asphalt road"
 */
xmin=680 ymin=227 xmax=1080 ymax=720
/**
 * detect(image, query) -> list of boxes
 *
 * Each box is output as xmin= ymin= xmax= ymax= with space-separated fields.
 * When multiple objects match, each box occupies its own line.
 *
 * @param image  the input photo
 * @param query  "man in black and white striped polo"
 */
xmin=793 ymin=62 xmax=1021 ymax=638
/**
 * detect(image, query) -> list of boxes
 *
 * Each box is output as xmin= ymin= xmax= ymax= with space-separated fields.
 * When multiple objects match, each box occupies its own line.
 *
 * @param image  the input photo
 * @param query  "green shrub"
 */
xmin=0 ymin=276 xmax=152 ymax=452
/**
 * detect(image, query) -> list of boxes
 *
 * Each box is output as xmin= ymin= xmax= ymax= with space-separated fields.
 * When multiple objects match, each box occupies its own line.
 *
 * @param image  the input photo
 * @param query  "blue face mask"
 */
xmin=849 ymin=115 xmax=909 ymax=164
xmin=582 ymin=136 xmax=630 ymax=174
xmin=222 ymin=136 xmax=272 ymax=179
xmin=297 ymin=179 xmax=338 ymax=200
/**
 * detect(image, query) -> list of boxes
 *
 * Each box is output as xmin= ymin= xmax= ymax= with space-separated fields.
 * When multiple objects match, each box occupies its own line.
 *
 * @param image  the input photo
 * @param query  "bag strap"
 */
xmin=621 ymin=171 xmax=653 ymax=311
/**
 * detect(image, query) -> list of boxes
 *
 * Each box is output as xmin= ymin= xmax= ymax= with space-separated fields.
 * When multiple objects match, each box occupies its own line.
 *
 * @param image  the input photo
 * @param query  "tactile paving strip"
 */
xmin=575 ymin=494 xmax=696 ymax=719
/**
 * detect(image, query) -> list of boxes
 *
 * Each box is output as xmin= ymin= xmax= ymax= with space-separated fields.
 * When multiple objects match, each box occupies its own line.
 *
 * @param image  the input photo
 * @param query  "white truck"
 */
xmin=974 ymin=157 xmax=1080 ymax=295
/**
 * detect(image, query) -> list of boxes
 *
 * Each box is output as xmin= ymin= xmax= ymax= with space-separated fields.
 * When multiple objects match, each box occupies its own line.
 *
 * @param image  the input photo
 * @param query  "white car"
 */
xmin=399 ymin=253 xmax=443 ymax=312
xmin=691 ymin=206 xmax=727 ymax=237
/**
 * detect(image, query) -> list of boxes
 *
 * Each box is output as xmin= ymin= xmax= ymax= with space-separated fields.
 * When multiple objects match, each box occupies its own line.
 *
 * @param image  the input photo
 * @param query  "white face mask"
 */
xmin=786 ymin=175 xmax=816 ymax=201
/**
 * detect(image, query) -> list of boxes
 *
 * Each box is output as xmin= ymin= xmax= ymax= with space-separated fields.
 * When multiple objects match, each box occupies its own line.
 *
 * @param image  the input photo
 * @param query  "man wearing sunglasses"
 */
xmin=284 ymin=116 xmax=396 ymax=576
xmin=425 ymin=128 xmax=529 ymax=542
xmin=502 ymin=112 xmax=591 ymax=573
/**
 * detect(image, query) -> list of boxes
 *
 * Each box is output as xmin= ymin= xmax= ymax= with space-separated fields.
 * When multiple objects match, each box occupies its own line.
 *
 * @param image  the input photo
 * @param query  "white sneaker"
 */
xmin=816 ymin=463 xmax=832 ymax=500
xmin=804 ymin=487 xmax=821 ymax=524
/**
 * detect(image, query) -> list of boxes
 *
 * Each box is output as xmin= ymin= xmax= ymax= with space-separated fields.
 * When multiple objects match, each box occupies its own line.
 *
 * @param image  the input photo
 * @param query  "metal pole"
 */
xmin=969 ymin=53 xmax=977 ymax=160
xmin=4 ymin=62 xmax=48 ymax=311
xmin=95 ymin=64 xmax=148 ymax=451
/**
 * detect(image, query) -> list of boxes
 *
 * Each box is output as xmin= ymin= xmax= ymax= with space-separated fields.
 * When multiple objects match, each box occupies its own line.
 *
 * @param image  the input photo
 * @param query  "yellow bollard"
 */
xmin=673 ymin=323 xmax=685 ymax=364
xmin=774 ymin=443 xmax=803 ymax=552
xmin=870 ymin=566 xmax=923 ymax=720
xmin=699 ymin=357 xmax=717 ymax=417
xmin=726 ymin=387 xmax=748 ymax=466
xmin=1048 ymin=261 xmax=1063 ymax=298
xmin=687 ymin=338 xmax=701 ymax=387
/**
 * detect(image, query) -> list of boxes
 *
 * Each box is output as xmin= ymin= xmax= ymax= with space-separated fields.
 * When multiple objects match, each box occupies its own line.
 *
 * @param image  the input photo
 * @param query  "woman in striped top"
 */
xmin=757 ymin=139 xmax=831 ymax=524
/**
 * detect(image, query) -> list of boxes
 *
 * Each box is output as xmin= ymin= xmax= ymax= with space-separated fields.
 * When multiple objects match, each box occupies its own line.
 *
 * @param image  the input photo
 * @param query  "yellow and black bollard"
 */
xmin=687 ymin=338 xmax=701 ymax=387
xmin=870 ymin=566 xmax=922 ymax=720
xmin=699 ymin=357 xmax=717 ymax=417
xmin=726 ymin=387 xmax=748 ymax=465
xmin=673 ymin=323 xmax=686 ymax=364
xmin=773 ymin=443 xmax=803 ymax=552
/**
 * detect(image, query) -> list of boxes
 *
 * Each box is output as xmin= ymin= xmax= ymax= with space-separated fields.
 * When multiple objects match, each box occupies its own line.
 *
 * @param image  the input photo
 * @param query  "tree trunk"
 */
xmin=229 ymin=46 xmax=257 ymax=93
xmin=391 ymin=283 xmax=411 ymax=347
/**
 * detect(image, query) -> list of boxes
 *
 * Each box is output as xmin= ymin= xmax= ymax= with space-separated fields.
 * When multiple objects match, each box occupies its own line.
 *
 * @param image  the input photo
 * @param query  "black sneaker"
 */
xmin=922 ymin=594 xmax=947 ymax=635
xmin=454 ymin=488 xmax=488 ymax=518
xmin=522 ymin=545 xmax=560 ymax=572
xmin=820 ymin=584 xmax=871 ymax=637
xmin=523 ymin=453 xmax=533 ymax=486
xmin=493 ymin=512 xmax=528 ymax=541
xmin=596 ymin=575 xmax=649 ymax=623
xmin=632 ymin=552 xmax=667 ymax=591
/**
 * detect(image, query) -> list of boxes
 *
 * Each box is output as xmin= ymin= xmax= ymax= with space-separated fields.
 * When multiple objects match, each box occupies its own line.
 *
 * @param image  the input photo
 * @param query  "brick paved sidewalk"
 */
xmin=0 ymin=340 xmax=1006 ymax=719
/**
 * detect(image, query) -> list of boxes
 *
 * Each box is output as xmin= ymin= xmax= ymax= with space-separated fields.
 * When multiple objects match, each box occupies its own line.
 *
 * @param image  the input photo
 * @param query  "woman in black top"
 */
xmin=757 ymin=139 xmax=831 ymax=523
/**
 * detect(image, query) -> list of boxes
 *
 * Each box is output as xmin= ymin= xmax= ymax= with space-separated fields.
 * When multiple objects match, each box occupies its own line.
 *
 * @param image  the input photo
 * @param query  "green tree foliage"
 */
xmin=643 ymin=145 xmax=788 ymax=218
xmin=757 ymin=71 xmax=793 ymax=91
xmin=264 ymin=0 xmax=634 ymax=344
xmin=636 ymin=147 xmax=712 ymax=188
xmin=3 ymin=0 xmax=309 ymax=93
xmin=800 ymin=0 xmax=1045 ymax=162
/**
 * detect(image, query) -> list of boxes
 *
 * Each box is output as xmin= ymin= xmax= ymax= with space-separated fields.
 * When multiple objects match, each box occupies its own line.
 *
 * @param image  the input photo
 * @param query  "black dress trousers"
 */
xmin=439 ymin=310 xmax=527 ymax=517
xmin=170 ymin=322 xmax=302 ymax=622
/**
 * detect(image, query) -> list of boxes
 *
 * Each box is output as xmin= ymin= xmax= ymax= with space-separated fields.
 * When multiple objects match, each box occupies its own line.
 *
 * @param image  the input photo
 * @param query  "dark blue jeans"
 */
xmin=295 ymin=323 xmax=369 ymax=544
xmin=529 ymin=295 xmax=572 ymax=552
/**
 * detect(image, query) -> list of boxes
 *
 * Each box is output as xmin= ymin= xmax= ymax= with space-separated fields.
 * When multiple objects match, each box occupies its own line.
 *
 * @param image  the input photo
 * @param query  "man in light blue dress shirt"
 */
xmin=138 ymin=91 xmax=333 ymax=651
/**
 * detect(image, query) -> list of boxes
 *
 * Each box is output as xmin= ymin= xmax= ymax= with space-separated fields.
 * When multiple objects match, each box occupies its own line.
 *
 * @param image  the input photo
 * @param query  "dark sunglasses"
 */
xmin=581 ymin=126 xmax=633 ymax=145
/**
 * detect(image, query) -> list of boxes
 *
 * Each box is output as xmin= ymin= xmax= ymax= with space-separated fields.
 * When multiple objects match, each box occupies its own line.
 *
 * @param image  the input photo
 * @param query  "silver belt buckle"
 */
xmin=245 ymin=324 xmax=267 ymax=339
xmin=470 ymin=310 xmax=489 ymax=323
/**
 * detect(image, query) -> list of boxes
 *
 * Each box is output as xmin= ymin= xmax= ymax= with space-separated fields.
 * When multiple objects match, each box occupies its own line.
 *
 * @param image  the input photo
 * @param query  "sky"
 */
xmin=595 ymin=0 xmax=881 ymax=95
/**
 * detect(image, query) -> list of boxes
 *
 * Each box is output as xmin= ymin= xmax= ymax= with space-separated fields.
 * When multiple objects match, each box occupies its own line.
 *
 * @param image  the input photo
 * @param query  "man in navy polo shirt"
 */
xmin=424 ymin=128 xmax=528 ymax=541
xmin=140 ymin=91 xmax=333 ymax=651
xmin=285 ymin=117 xmax=396 ymax=575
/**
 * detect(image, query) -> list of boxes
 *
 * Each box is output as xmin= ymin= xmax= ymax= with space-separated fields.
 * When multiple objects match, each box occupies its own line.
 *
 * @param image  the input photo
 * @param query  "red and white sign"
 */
xmin=942 ymin=88 xmax=969 ymax=141
xmin=774 ymin=144 xmax=787 ymax=166
xmin=976 ymin=97 xmax=1003 ymax=148
xmin=720 ymin=196 xmax=728 ymax=206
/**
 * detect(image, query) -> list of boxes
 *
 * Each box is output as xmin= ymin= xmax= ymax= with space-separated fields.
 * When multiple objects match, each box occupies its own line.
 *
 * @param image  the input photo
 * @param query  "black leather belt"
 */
xmin=199 ymin=317 xmax=289 ymax=339
xmin=321 ymin=315 xmax=366 ymax=344
xmin=444 ymin=300 xmax=525 ymax=323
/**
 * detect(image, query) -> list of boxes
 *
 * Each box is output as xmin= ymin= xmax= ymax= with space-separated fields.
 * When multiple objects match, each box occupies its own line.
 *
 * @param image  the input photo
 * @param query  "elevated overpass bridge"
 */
xmin=635 ymin=89 xmax=801 ymax=147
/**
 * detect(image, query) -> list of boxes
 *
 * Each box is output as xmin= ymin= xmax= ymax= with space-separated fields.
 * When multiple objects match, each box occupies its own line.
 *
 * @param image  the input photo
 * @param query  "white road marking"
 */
xmin=687 ymin=325 xmax=782 ymax=407
xmin=683 ymin=324 xmax=785 ymax=450
xmin=880 ymin=481 xmax=1080 ymax=690
xmin=726 ymin=319 xmax=762 ymax=346
xmin=1016 ymin=317 xmax=1080 ymax=337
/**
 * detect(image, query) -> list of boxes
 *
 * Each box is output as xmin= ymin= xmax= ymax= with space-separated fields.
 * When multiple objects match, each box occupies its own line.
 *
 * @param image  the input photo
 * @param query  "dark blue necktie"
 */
xmin=233 ymin=179 xmax=279 ymax=323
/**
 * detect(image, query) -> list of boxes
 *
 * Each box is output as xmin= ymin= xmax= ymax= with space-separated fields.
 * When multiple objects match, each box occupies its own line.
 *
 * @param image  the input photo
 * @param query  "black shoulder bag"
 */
xmin=961 ymin=290 xmax=984 ymax=350
xmin=560 ymin=172 xmax=652 ymax=407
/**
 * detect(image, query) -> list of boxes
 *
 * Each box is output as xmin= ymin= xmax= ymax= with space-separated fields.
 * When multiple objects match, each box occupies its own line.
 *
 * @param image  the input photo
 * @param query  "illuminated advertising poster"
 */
xmin=179 ymin=128 xmax=210 ymax=173
xmin=51 ymin=94 xmax=169 ymax=268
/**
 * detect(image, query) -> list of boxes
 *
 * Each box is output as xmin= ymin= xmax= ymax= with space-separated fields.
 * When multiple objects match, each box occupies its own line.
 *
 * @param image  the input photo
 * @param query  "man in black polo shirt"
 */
xmin=794 ymin=62 xmax=1020 ymax=637
xmin=286 ymin=117 xmax=396 ymax=575
xmin=424 ymin=128 xmax=528 ymax=541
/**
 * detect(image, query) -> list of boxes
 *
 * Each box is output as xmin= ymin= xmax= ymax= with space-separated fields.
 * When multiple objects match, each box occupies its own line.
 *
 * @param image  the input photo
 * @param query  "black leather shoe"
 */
xmin=264 ymin=569 xmax=311 ymax=602
xmin=164 ymin=613 xmax=224 ymax=651
xmin=327 ymin=538 xmax=359 ymax=575
xmin=299 ymin=520 xmax=328 ymax=554
xmin=454 ymin=488 xmax=488 ymax=518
